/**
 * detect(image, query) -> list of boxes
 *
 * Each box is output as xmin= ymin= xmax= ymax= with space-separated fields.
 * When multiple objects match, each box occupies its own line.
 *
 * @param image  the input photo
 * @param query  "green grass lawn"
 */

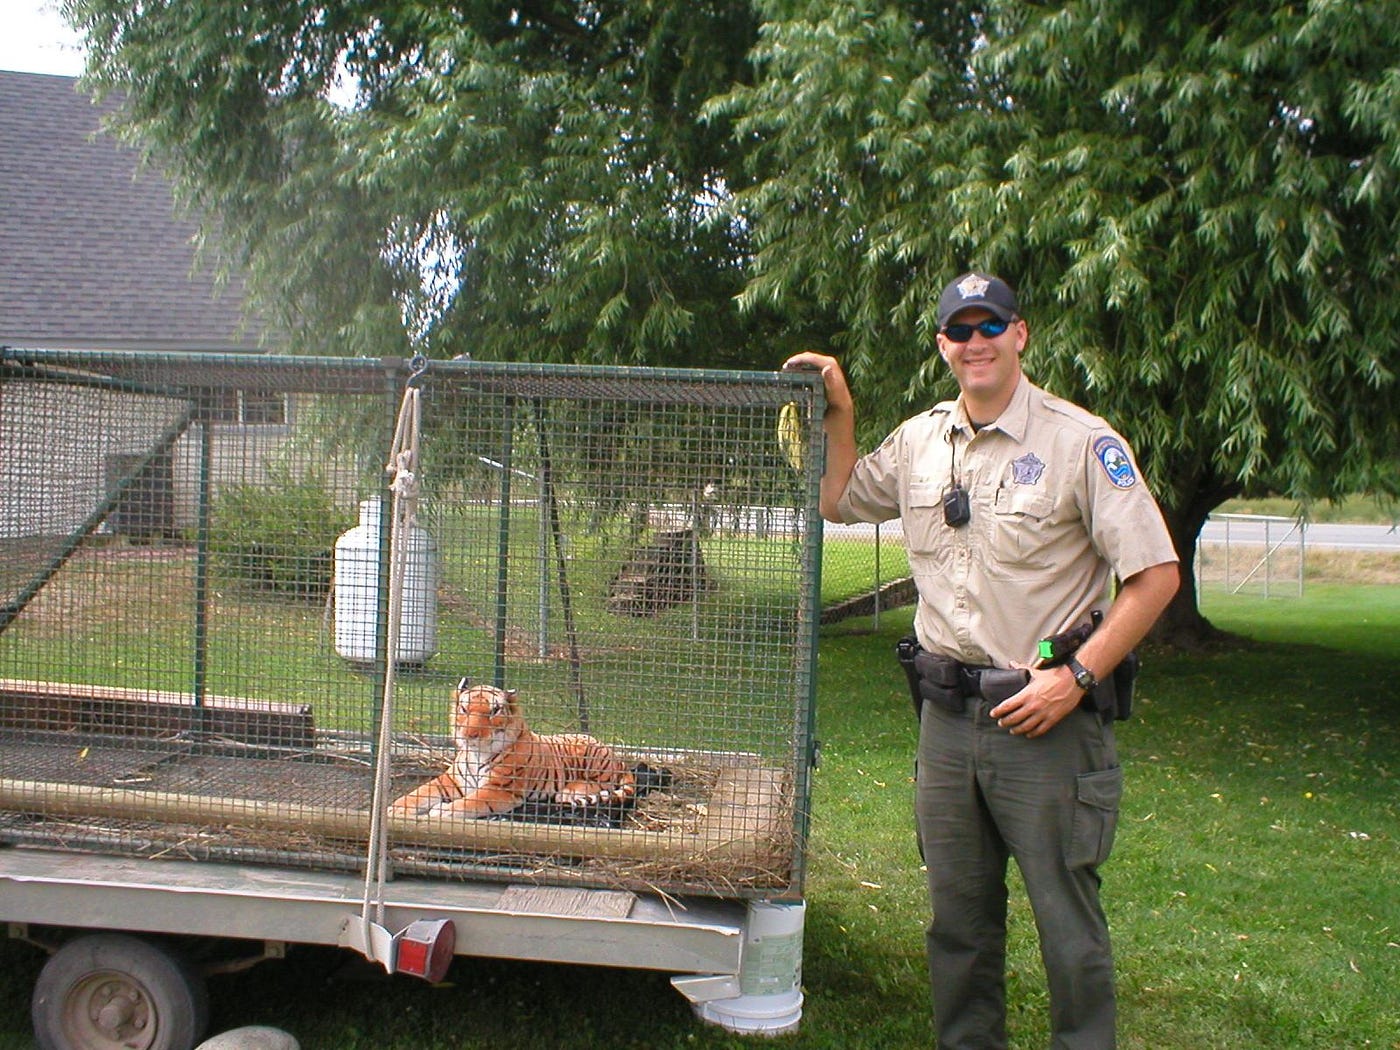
xmin=1 ymin=584 xmax=1396 ymax=1049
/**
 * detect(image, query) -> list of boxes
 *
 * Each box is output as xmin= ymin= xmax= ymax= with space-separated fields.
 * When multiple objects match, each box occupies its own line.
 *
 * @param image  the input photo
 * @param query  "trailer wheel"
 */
xmin=32 ymin=933 xmax=209 ymax=1050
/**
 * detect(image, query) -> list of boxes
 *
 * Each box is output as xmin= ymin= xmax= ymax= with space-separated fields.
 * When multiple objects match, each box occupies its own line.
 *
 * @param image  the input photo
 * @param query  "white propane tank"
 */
xmin=333 ymin=497 xmax=438 ymax=665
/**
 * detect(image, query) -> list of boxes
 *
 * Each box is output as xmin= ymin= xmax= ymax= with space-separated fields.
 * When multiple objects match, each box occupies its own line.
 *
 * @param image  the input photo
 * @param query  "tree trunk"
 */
xmin=1146 ymin=475 xmax=1240 ymax=649
xmin=1149 ymin=554 xmax=1225 ymax=649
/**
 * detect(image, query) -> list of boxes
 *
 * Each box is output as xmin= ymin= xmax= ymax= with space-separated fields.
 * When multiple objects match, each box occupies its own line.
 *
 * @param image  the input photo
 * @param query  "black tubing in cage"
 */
xmin=491 ymin=397 xmax=515 ymax=693
xmin=534 ymin=399 xmax=587 ymax=732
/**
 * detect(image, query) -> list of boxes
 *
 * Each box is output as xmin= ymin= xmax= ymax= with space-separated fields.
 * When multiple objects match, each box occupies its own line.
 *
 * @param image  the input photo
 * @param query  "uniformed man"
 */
xmin=785 ymin=272 xmax=1179 ymax=1050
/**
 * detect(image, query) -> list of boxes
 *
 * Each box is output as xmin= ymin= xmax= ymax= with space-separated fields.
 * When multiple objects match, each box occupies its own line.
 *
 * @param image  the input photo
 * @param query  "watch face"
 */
xmin=1071 ymin=659 xmax=1095 ymax=689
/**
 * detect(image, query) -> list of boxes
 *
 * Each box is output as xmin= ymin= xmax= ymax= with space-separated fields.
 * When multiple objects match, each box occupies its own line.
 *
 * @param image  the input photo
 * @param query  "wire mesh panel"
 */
xmin=1194 ymin=513 xmax=1305 ymax=599
xmin=0 ymin=350 xmax=823 ymax=899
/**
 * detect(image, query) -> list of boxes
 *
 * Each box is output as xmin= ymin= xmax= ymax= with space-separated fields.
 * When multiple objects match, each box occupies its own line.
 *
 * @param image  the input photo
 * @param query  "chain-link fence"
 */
xmin=0 ymin=350 xmax=825 ymax=900
xmin=1194 ymin=513 xmax=1306 ymax=598
xmin=818 ymin=522 xmax=912 ymax=628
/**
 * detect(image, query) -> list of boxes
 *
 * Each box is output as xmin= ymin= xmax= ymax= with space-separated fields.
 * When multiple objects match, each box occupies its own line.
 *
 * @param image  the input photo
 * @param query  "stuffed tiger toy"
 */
xmin=390 ymin=679 xmax=641 ymax=820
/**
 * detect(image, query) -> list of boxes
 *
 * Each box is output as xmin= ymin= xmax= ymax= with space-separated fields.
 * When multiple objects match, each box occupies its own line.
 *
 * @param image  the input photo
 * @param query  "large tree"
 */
xmin=69 ymin=0 xmax=1399 ymax=643
xmin=71 ymin=0 xmax=780 ymax=365
xmin=712 ymin=0 xmax=1400 ymax=642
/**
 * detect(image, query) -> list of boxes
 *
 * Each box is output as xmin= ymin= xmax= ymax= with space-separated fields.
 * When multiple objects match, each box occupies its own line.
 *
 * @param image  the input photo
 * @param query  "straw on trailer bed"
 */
xmin=0 ymin=761 xmax=792 ymax=882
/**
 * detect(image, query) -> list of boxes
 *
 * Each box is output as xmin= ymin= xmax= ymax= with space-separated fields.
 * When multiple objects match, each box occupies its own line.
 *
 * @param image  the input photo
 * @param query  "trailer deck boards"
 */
xmin=0 ymin=847 xmax=748 ymax=976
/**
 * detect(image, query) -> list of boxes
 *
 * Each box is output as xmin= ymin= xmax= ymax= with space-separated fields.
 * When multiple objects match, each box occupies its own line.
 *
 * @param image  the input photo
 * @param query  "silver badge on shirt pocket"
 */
xmin=1010 ymin=452 xmax=1045 ymax=485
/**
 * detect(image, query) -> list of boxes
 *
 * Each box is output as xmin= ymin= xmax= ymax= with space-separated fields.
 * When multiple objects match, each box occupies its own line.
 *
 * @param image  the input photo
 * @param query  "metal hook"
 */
xmin=406 ymin=353 xmax=429 ymax=388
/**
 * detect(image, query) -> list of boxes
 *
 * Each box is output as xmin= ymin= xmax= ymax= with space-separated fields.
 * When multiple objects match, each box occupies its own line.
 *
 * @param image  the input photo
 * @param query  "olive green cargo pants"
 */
xmin=915 ymin=699 xmax=1122 ymax=1050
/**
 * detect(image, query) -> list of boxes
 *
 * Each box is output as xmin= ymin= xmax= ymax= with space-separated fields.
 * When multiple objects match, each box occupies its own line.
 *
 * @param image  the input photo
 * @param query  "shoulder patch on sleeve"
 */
xmin=1092 ymin=435 xmax=1137 ymax=489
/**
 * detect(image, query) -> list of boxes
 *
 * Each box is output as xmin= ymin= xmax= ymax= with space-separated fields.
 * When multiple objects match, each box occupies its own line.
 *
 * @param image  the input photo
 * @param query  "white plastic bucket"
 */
xmin=333 ymin=497 xmax=438 ymax=665
xmin=689 ymin=900 xmax=805 ymax=1035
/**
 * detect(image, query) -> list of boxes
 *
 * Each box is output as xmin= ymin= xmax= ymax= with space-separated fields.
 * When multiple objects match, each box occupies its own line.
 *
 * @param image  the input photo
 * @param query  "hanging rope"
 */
xmin=360 ymin=361 xmax=426 ymax=951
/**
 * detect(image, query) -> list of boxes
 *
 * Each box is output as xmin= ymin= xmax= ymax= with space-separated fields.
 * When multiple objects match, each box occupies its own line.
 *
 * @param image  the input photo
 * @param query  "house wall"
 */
xmin=0 ymin=385 xmax=337 ymax=541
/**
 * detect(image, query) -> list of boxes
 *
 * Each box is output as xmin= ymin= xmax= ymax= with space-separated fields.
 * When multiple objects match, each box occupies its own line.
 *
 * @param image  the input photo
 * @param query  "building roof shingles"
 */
xmin=0 ymin=70 xmax=269 ymax=351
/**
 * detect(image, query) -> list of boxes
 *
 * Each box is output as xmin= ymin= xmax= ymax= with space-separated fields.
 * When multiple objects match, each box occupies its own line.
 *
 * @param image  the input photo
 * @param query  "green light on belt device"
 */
xmin=1036 ymin=611 xmax=1102 ymax=666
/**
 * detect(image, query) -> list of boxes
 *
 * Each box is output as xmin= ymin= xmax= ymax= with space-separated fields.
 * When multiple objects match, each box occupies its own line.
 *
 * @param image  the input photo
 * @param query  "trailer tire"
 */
xmin=32 ymin=933 xmax=209 ymax=1050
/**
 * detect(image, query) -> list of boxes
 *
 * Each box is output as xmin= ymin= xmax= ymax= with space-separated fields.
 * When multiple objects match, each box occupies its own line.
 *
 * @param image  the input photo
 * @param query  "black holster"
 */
xmin=1109 ymin=650 xmax=1139 ymax=721
xmin=1079 ymin=651 xmax=1140 ymax=721
xmin=913 ymin=648 xmax=967 ymax=714
xmin=896 ymin=636 xmax=961 ymax=718
xmin=895 ymin=636 xmax=926 ymax=720
xmin=896 ymin=637 xmax=1030 ymax=718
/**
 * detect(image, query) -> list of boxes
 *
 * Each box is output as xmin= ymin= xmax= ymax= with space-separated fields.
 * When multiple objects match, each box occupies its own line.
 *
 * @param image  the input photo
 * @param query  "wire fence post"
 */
xmin=871 ymin=523 xmax=881 ymax=630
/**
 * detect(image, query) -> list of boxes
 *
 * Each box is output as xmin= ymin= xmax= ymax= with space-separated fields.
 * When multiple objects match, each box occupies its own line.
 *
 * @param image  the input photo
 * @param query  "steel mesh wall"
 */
xmin=0 ymin=351 xmax=823 ymax=898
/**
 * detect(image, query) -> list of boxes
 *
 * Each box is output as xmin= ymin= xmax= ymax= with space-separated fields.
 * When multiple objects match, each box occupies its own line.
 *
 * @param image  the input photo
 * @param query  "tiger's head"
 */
xmin=451 ymin=678 xmax=526 ymax=758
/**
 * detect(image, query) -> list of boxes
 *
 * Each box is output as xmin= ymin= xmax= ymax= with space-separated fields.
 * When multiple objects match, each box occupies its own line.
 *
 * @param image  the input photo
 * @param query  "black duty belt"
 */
xmin=895 ymin=636 xmax=1136 ymax=722
xmin=896 ymin=638 xmax=1027 ymax=716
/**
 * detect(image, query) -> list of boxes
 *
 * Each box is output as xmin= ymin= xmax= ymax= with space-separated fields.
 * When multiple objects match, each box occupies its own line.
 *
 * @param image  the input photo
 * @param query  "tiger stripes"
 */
xmin=390 ymin=679 xmax=637 ymax=820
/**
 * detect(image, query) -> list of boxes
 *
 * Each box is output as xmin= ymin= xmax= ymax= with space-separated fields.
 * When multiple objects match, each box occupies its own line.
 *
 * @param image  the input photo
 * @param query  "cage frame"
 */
xmin=0 ymin=347 xmax=825 ymax=1036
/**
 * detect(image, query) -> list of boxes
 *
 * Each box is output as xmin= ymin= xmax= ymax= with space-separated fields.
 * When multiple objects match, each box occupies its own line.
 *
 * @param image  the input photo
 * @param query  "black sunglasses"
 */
xmin=942 ymin=318 xmax=1011 ymax=343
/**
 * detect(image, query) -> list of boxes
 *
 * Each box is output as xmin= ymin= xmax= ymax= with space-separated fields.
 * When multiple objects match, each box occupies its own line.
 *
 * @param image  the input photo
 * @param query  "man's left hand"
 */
xmin=989 ymin=667 xmax=1083 ymax=738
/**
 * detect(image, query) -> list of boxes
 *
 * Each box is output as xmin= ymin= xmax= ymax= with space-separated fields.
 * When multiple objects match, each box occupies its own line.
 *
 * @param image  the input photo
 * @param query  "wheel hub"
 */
xmin=68 ymin=972 xmax=155 ymax=1049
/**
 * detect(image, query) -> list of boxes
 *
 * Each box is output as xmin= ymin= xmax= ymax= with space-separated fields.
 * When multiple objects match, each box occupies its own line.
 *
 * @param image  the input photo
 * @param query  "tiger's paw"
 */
xmin=555 ymin=790 xmax=601 ymax=807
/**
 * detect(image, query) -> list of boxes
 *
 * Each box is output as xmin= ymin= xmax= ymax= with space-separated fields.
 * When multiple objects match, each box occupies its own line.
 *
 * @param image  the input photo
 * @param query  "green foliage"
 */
xmin=209 ymin=467 xmax=352 ymax=599
xmin=66 ymin=0 xmax=1400 ymax=641
xmin=718 ymin=2 xmax=1399 ymax=496
xmin=974 ymin=1 xmax=1400 ymax=508
xmin=710 ymin=0 xmax=1400 ymax=641
xmin=70 ymin=0 xmax=771 ymax=368
xmin=705 ymin=2 xmax=987 ymax=445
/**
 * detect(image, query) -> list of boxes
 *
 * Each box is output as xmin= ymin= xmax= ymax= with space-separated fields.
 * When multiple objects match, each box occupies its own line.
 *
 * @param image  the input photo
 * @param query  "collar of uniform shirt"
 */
xmin=947 ymin=374 xmax=1033 ymax=443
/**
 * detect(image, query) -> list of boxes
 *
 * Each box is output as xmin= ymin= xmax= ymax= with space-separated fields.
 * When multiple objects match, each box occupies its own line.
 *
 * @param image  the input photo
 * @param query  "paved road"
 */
xmin=1200 ymin=518 xmax=1400 ymax=552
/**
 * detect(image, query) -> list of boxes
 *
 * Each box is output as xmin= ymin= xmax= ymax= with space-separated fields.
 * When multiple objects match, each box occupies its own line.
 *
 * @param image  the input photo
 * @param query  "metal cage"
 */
xmin=0 ymin=350 xmax=824 ymax=907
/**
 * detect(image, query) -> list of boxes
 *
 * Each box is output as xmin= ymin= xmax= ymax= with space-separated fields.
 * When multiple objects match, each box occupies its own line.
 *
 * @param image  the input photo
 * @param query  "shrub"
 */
xmin=210 ymin=467 xmax=352 ymax=600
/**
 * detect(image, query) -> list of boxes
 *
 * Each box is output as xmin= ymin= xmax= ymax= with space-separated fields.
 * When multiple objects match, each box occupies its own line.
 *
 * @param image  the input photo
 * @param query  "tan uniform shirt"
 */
xmin=836 ymin=375 xmax=1178 ymax=668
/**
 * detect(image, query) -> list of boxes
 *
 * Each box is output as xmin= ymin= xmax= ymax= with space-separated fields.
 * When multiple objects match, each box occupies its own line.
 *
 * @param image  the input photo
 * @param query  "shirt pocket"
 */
xmin=987 ymin=486 xmax=1058 ymax=575
xmin=903 ymin=480 xmax=951 ymax=562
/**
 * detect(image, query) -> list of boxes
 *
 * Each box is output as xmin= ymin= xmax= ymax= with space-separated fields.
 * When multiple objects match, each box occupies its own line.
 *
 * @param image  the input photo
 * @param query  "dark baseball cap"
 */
xmin=936 ymin=272 xmax=1020 ymax=328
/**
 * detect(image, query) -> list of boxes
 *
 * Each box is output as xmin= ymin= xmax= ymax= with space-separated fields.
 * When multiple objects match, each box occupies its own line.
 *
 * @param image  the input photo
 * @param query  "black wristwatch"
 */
xmin=1066 ymin=655 xmax=1098 ymax=693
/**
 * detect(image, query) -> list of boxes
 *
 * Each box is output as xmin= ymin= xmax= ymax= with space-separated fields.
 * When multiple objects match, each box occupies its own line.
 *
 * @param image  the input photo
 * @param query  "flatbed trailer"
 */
xmin=0 ymin=351 xmax=822 ymax=1048
xmin=4 ymin=844 xmax=806 ymax=1045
